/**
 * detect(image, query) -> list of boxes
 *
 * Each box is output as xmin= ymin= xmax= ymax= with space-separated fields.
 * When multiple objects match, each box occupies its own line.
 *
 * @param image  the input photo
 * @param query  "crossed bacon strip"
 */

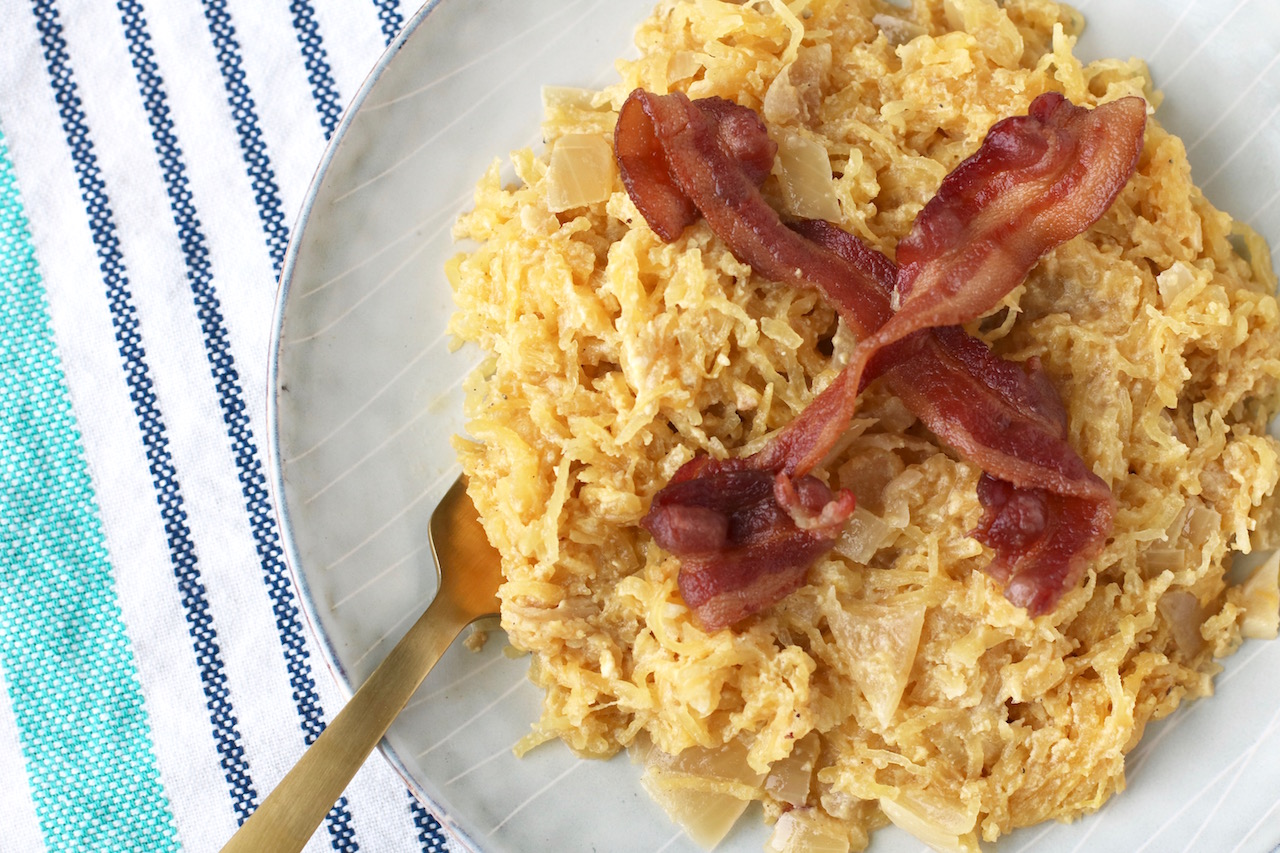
xmin=615 ymin=88 xmax=1146 ymax=630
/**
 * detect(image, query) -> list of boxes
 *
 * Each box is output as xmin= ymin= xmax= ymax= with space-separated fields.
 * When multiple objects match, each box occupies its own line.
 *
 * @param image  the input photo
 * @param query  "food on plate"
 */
xmin=621 ymin=85 xmax=1143 ymax=631
xmin=446 ymin=0 xmax=1280 ymax=849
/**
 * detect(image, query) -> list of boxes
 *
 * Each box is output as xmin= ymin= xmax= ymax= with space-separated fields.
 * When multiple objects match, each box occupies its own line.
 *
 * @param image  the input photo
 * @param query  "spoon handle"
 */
xmin=220 ymin=597 xmax=467 ymax=853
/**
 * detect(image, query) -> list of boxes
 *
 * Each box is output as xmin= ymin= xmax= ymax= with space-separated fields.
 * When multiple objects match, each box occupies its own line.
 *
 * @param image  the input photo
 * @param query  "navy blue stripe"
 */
xmin=197 ymin=5 xmax=454 ymax=850
xmin=408 ymin=794 xmax=451 ymax=853
xmin=28 ymin=0 xmax=258 ymax=823
xmin=288 ymin=0 xmax=344 ymax=140
xmin=199 ymin=1 xmax=291 ymax=274
xmin=111 ymin=1 xmax=362 ymax=849
xmin=374 ymin=0 xmax=404 ymax=46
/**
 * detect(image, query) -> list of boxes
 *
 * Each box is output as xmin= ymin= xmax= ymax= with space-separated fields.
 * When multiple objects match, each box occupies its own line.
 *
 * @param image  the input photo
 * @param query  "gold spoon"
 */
xmin=220 ymin=476 xmax=502 ymax=853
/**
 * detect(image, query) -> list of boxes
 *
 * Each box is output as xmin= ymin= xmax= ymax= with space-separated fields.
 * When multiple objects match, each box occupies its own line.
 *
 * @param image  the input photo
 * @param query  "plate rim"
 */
xmin=265 ymin=1 xmax=484 ymax=849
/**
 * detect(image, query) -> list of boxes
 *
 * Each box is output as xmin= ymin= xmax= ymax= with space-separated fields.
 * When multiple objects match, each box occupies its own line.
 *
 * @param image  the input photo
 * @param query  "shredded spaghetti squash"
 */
xmin=446 ymin=0 xmax=1280 ymax=848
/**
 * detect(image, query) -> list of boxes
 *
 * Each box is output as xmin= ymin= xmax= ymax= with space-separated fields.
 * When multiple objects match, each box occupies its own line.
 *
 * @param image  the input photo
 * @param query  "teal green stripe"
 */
xmin=0 ymin=131 xmax=180 ymax=851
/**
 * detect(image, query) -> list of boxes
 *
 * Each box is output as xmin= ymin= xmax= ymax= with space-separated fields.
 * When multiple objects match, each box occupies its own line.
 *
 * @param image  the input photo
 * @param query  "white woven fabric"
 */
xmin=0 ymin=1 xmax=465 ymax=850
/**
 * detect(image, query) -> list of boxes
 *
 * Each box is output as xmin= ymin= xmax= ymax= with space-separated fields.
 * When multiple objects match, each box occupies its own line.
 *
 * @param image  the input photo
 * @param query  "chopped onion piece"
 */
xmin=766 ymin=808 xmax=850 ymax=853
xmin=1183 ymin=499 xmax=1220 ymax=547
xmin=1156 ymin=260 xmax=1199 ymax=307
xmin=832 ymin=506 xmax=894 ymax=564
xmin=1241 ymin=551 xmax=1280 ymax=639
xmin=644 ymin=736 xmax=765 ymax=786
xmin=1163 ymin=500 xmax=1190 ymax=540
xmin=764 ymin=732 xmax=820 ymax=807
xmin=879 ymin=789 xmax=980 ymax=853
xmin=546 ymin=133 xmax=615 ymax=212
xmin=763 ymin=45 xmax=831 ymax=126
xmin=776 ymin=131 xmax=841 ymax=221
xmin=640 ymin=778 xmax=751 ymax=850
xmin=668 ymin=50 xmax=702 ymax=83
xmin=871 ymin=13 xmax=925 ymax=47
xmin=763 ymin=68 xmax=803 ymax=126
xmin=942 ymin=0 xmax=1024 ymax=69
xmin=819 ymin=787 xmax=860 ymax=821
xmin=541 ymin=85 xmax=603 ymax=113
xmin=640 ymin=779 xmax=750 ymax=849
xmin=1157 ymin=590 xmax=1205 ymax=657
xmin=639 ymin=738 xmax=767 ymax=849
xmin=1140 ymin=546 xmax=1186 ymax=575
xmin=829 ymin=599 xmax=926 ymax=727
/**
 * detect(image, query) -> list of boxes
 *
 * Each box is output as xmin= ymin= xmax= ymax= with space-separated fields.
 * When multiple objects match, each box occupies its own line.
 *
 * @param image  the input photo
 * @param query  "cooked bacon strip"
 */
xmin=695 ymin=96 xmax=778 ymax=187
xmin=620 ymin=88 xmax=1143 ymax=626
xmin=793 ymin=220 xmax=1106 ymax=499
xmin=616 ymin=95 xmax=777 ymax=240
xmin=754 ymin=93 xmax=1146 ymax=479
xmin=972 ymin=478 xmax=1111 ymax=615
xmin=616 ymin=90 xmax=894 ymax=339
xmin=621 ymin=91 xmax=872 ymax=626
xmin=885 ymin=92 xmax=1148 ymax=355
xmin=615 ymin=91 xmax=694 ymax=240
xmin=801 ymin=222 xmax=1116 ymax=616
xmin=644 ymin=458 xmax=855 ymax=629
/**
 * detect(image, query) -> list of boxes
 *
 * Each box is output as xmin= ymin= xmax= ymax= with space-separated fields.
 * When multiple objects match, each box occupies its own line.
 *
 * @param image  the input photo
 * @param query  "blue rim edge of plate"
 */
xmin=265 ymin=1 xmax=484 ymax=851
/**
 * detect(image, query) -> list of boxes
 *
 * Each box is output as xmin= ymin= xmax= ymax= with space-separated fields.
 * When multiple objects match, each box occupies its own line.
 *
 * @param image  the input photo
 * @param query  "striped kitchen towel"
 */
xmin=0 ymin=1 xmax=465 ymax=851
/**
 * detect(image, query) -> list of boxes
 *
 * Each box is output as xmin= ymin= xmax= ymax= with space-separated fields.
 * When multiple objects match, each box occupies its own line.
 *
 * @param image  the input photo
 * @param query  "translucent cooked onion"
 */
xmin=1156 ymin=260 xmax=1199 ymax=307
xmin=643 ymin=736 xmax=765 ymax=787
xmin=832 ymin=506 xmax=894 ymax=563
xmin=1240 ymin=551 xmax=1280 ymax=639
xmin=1183 ymin=498 xmax=1220 ymax=547
xmin=764 ymin=732 xmax=820 ymax=807
xmin=1157 ymin=589 xmax=1205 ymax=657
xmin=640 ymin=779 xmax=751 ymax=849
xmin=878 ymin=789 xmax=980 ymax=853
xmin=541 ymin=85 xmax=602 ymax=112
xmin=942 ymin=0 xmax=1023 ymax=69
xmin=766 ymin=808 xmax=851 ymax=853
xmin=639 ymin=738 xmax=767 ymax=849
xmin=546 ymin=133 xmax=615 ymax=213
xmin=1140 ymin=546 xmax=1186 ymax=575
xmin=762 ymin=44 xmax=831 ymax=126
xmin=776 ymin=131 xmax=841 ymax=221
xmin=828 ymin=598 xmax=926 ymax=727
xmin=871 ymin=13 xmax=925 ymax=47
xmin=668 ymin=50 xmax=703 ymax=83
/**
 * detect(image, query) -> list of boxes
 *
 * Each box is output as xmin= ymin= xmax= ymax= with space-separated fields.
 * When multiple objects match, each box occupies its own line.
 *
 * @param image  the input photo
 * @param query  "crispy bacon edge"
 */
xmin=618 ymin=88 xmax=1144 ymax=628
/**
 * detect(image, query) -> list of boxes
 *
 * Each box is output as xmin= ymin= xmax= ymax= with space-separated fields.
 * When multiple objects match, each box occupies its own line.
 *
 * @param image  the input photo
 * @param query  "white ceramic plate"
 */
xmin=269 ymin=2 xmax=1280 ymax=851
